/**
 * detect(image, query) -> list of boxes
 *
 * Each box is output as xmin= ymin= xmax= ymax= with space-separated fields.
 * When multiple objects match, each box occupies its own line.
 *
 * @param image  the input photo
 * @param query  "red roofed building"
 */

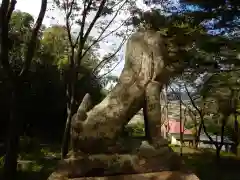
xmin=167 ymin=119 xmax=192 ymax=134
xmin=161 ymin=119 xmax=234 ymax=151
xmin=161 ymin=119 xmax=193 ymax=145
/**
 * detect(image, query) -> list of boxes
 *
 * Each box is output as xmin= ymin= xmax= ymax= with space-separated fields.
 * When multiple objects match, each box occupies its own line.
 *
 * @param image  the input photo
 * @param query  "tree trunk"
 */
xmin=165 ymin=85 xmax=169 ymax=134
xmin=214 ymin=118 xmax=225 ymax=163
xmin=179 ymin=87 xmax=183 ymax=156
xmin=215 ymin=146 xmax=221 ymax=162
xmin=233 ymin=116 xmax=239 ymax=155
xmin=61 ymin=61 xmax=79 ymax=159
xmin=61 ymin=101 xmax=74 ymax=159
xmin=4 ymin=81 xmax=20 ymax=180
xmin=61 ymin=82 xmax=76 ymax=159
xmin=1 ymin=0 xmax=47 ymax=178
xmin=213 ymin=145 xmax=222 ymax=179
xmin=195 ymin=120 xmax=203 ymax=148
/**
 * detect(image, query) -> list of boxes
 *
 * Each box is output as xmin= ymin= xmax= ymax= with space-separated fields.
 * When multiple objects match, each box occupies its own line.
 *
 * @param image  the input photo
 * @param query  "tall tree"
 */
xmin=200 ymin=70 xmax=240 ymax=156
xmin=40 ymin=25 xmax=69 ymax=66
xmin=0 ymin=0 xmax=47 ymax=179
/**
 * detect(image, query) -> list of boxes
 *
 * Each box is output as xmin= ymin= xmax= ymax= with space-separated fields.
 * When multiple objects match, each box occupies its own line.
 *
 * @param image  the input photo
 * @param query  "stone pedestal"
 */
xmin=47 ymin=140 xmax=199 ymax=180
xmin=49 ymin=171 xmax=199 ymax=180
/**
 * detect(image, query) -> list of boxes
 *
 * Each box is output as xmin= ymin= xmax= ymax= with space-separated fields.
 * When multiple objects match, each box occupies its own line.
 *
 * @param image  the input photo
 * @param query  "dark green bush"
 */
xmin=124 ymin=122 xmax=145 ymax=137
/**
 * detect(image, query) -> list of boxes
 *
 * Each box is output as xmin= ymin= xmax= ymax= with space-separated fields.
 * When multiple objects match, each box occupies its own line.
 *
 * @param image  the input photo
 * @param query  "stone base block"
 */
xmin=49 ymin=171 xmax=199 ymax=180
xmin=48 ymin=141 xmax=198 ymax=180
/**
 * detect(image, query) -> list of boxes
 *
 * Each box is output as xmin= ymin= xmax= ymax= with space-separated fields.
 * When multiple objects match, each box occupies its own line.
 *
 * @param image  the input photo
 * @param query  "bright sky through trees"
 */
xmin=14 ymin=0 xmax=180 ymax=76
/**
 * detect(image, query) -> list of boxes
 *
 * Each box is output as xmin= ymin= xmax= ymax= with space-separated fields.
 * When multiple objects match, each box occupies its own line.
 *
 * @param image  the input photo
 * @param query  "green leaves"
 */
xmin=40 ymin=25 xmax=69 ymax=67
xmin=180 ymin=0 xmax=240 ymax=34
xmin=137 ymin=0 xmax=240 ymax=142
xmin=10 ymin=11 xmax=34 ymax=33
xmin=8 ymin=11 xmax=35 ymax=68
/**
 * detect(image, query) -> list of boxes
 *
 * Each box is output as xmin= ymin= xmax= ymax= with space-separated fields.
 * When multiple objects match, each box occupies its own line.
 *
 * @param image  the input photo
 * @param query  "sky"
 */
xmin=14 ymin=0 xmax=177 ymax=77
xmin=14 ymin=0 xmax=152 ymax=77
xmin=15 ymin=0 xmax=63 ymax=26
xmin=15 ymin=0 xmax=153 ymax=25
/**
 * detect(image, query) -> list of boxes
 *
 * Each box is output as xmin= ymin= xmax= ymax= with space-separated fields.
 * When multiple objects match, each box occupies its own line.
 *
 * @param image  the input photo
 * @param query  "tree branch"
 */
xmin=76 ymin=0 xmax=107 ymax=66
xmin=98 ymin=18 xmax=130 ymax=43
xmin=169 ymin=85 xmax=189 ymax=109
xmin=82 ymin=0 xmax=107 ymax=41
xmin=0 ymin=0 xmax=13 ymax=76
xmin=66 ymin=0 xmax=75 ymax=48
xmin=76 ymin=0 xmax=93 ymax=65
xmin=109 ymin=0 xmax=123 ymax=10
xmin=65 ymin=0 xmax=76 ymax=66
xmin=0 ymin=0 xmax=10 ymax=16
xmin=92 ymin=35 xmax=128 ymax=74
xmin=6 ymin=0 xmax=16 ymax=23
xmin=184 ymin=83 xmax=203 ymax=117
xmin=81 ymin=0 xmax=92 ymax=35
xmin=202 ymin=119 xmax=215 ymax=145
xmin=20 ymin=0 xmax=47 ymax=76
xmin=169 ymin=84 xmax=203 ymax=136
xmin=97 ymin=57 xmax=123 ymax=79
xmin=183 ymin=84 xmax=207 ymax=145
xmin=95 ymin=0 xmax=127 ymax=40
xmin=81 ymin=9 xmax=130 ymax=60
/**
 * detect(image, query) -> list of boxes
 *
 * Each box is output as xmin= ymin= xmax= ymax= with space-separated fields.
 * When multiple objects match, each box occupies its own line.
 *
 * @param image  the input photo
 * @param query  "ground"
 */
xmin=1 ymin=140 xmax=240 ymax=180
xmin=0 ymin=141 xmax=61 ymax=180
xmin=171 ymin=145 xmax=240 ymax=180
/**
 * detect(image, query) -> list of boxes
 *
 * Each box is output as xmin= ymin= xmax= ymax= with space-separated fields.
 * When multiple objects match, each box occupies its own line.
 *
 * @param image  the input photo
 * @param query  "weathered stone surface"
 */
xmin=144 ymin=81 xmax=162 ymax=147
xmin=49 ymin=171 xmax=199 ymax=180
xmin=69 ymin=30 xmax=181 ymax=154
xmin=47 ymin=141 xmax=198 ymax=180
xmin=48 ymin=28 xmax=198 ymax=180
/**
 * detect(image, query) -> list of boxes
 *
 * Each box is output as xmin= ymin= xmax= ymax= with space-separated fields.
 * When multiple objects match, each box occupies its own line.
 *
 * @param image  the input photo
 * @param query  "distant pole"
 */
xmin=165 ymin=85 xmax=169 ymax=133
xmin=179 ymin=84 xmax=183 ymax=156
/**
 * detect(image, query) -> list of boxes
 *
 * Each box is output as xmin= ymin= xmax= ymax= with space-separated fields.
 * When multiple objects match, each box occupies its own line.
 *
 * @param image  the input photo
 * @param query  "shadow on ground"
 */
xmin=1 ymin=143 xmax=240 ymax=180
xmin=0 ymin=143 xmax=60 ymax=180
xmin=177 ymin=148 xmax=240 ymax=180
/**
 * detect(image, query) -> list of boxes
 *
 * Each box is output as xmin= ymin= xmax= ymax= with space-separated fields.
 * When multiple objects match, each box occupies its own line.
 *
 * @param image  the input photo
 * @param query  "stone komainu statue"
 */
xmin=71 ymin=30 xmax=177 ymax=153
xmin=48 ymin=29 xmax=199 ymax=180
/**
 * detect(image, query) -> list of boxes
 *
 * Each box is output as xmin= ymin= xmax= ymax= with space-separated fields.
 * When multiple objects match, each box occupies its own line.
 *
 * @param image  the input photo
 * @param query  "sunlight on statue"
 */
xmin=69 ymin=29 xmax=179 ymax=153
xmin=48 ymin=11 xmax=199 ymax=180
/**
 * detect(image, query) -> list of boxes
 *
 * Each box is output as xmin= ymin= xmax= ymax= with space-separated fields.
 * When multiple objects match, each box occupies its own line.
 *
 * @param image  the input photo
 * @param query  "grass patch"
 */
xmin=1 ymin=138 xmax=240 ymax=180
xmin=170 ymin=145 xmax=240 ymax=180
xmin=124 ymin=122 xmax=145 ymax=137
xmin=0 ymin=142 xmax=60 ymax=180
